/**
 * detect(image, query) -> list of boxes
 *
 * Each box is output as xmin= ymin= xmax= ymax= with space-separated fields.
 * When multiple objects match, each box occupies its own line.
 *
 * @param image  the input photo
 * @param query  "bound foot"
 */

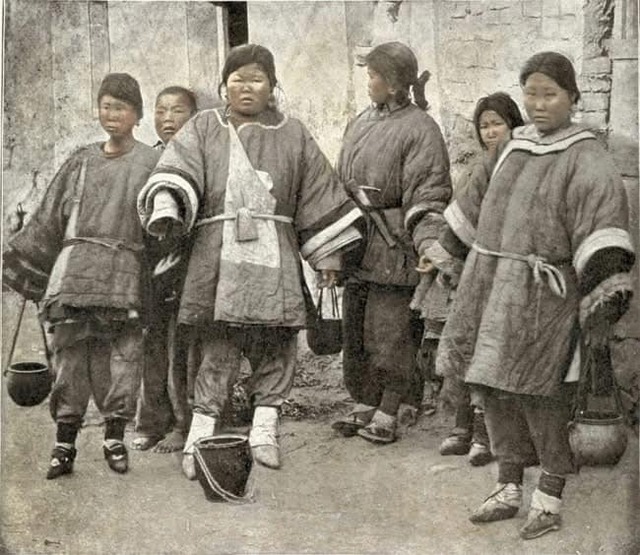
xmin=46 ymin=445 xmax=76 ymax=480
xmin=520 ymin=509 xmax=562 ymax=540
xmin=439 ymin=434 xmax=471 ymax=456
xmin=469 ymin=483 xmax=522 ymax=523
xmin=103 ymin=441 xmax=129 ymax=474
xmin=468 ymin=442 xmax=493 ymax=466
xmin=154 ymin=431 xmax=186 ymax=453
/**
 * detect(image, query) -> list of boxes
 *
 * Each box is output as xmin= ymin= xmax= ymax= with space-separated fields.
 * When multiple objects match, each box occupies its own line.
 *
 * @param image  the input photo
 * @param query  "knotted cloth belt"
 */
xmin=472 ymin=242 xmax=567 ymax=299
xmin=195 ymin=208 xmax=293 ymax=228
xmin=63 ymin=237 xmax=144 ymax=252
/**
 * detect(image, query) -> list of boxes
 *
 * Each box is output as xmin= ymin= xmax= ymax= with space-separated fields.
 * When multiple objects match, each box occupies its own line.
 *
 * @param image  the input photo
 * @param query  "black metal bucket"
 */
xmin=193 ymin=434 xmax=253 ymax=503
xmin=5 ymin=361 xmax=52 ymax=407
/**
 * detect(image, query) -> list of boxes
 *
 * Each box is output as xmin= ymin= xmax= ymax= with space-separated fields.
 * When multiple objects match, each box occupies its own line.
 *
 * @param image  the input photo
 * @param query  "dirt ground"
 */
xmin=1 ymin=293 xmax=639 ymax=555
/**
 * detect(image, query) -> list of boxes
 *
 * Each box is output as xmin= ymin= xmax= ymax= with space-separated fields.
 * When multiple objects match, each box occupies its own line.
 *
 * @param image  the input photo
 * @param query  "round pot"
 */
xmin=568 ymin=411 xmax=628 ymax=467
xmin=5 ymin=361 xmax=52 ymax=407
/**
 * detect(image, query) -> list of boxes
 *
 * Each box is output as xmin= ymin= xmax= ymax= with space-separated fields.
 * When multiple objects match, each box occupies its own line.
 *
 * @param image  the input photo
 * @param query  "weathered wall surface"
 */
xmin=3 ymin=0 xmax=222 ymax=228
xmin=247 ymin=1 xmax=353 ymax=164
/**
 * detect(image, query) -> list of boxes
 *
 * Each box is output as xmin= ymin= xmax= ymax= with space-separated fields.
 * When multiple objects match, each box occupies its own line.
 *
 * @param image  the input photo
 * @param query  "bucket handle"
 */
xmin=4 ymin=298 xmax=53 ymax=376
xmin=573 ymin=338 xmax=629 ymax=426
xmin=193 ymin=446 xmax=255 ymax=505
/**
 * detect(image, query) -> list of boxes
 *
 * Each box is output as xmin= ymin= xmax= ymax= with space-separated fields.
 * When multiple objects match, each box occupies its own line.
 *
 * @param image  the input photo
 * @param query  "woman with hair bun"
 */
xmin=434 ymin=92 xmax=525 ymax=467
xmin=138 ymin=44 xmax=363 ymax=477
xmin=332 ymin=41 xmax=452 ymax=445
xmin=427 ymin=51 xmax=635 ymax=539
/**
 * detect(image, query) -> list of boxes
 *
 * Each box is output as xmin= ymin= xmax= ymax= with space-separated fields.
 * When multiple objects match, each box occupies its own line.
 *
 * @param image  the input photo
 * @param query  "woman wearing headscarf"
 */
xmin=425 ymin=92 xmax=525 ymax=467
xmin=137 ymin=44 xmax=363 ymax=478
xmin=427 ymin=52 xmax=635 ymax=539
xmin=332 ymin=41 xmax=452 ymax=444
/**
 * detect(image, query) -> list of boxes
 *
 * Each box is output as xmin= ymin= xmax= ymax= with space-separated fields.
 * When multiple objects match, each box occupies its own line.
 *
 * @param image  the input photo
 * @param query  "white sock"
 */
xmin=250 ymin=406 xmax=279 ymax=447
xmin=530 ymin=488 xmax=562 ymax=514
xmin=183 ymin=413 xmax=217 ymax=454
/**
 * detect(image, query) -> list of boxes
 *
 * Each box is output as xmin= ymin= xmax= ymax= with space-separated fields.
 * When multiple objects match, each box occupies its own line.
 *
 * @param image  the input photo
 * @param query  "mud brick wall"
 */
xmin=433 ymin=0 xmax=592 ymax=186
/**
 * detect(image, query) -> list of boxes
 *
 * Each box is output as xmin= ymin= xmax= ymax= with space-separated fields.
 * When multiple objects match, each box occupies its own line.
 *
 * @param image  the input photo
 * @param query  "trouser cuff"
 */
xmin=498 ymin=462 xmax=524 ymax=485
xmin=538 ymin=470 xmax=566 ymax=498
xmin=104 ymin=418 xmax=127 ymax=441
xmin=379 ymin=388 xmax=402 ymax=416
xmin=56 ymin=421 xmax=81 ymax=444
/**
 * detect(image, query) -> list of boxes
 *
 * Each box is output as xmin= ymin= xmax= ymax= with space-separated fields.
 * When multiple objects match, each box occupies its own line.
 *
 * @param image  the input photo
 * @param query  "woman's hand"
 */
xmin=317 ymin=270 xmax=339 ymax=288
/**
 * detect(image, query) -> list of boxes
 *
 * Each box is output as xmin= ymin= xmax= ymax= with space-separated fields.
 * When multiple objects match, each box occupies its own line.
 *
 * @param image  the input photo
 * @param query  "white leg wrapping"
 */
xmin=183 ymin=413 xmax=217 ymax=454
xmin=249 ymin=406 xmax=279 ymax=448
xmin=530 ymin=488 xmax=562 ymax=514
xmin=491 ymin=482 xmax=522 ymax=507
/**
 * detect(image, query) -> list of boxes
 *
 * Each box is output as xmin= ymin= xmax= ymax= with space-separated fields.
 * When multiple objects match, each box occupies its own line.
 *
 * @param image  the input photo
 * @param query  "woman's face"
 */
xmin=523 ymin=72 xmax=575 ymax=134
xmin=98 ymin=95 xmax=139 ymax=140
xmin=226 ymin=63 xmax=272 ymax=118
xmin=478 ymin=110 xmax=510 ymax=154
xmin=367 ymin=67 xmax=395 ymax=105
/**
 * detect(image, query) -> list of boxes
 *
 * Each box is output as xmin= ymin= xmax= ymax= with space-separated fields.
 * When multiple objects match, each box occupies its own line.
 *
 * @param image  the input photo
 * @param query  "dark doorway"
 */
xmin=224 ymin=2 xmax=248 ymax=47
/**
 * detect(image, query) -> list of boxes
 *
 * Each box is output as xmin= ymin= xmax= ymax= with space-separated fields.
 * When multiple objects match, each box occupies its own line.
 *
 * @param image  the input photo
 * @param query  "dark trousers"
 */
xmin=484 ymin=386 xmax=575 ymax=481
xmin=136 ymin=310 xmax=193 ymax=436
xmin=342 ymin=281 xmax=424 ymax=409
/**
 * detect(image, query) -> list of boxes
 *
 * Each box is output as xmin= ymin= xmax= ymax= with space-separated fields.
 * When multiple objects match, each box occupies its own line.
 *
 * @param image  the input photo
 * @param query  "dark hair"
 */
xmin=473 ymin=92 xmax=525 ymax=149
xmin=365 ymin=41 xmax=431 ymax=110
xmin=97 ymin=73 xmax=143 ymax=119
xmin=519 ymin=51 xmax=581 ymax=103
xmin=156 ymin=86 xmax=198 ymax=114
xmin=218 ymin=43 xmax=277 ymax=97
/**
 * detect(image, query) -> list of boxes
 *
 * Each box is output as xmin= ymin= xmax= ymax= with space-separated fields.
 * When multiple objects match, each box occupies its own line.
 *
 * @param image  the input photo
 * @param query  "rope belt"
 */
xmin=472 ymin=243 xmax=567 ymax=299
xmin=196 ymin=210 xmax=293 ymax=228
xmin=63 ymin=237 xmax=144 ymax=253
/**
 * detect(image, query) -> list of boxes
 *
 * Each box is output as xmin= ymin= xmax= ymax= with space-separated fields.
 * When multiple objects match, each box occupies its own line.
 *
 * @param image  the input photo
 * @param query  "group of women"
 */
xmin=142 ymin=42 xmax=634 ymax=540
xmin=5 ymin=38 xmax=634 ymax=543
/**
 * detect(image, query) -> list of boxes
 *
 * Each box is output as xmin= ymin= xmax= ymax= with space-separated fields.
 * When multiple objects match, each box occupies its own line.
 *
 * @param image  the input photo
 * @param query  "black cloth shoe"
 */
xmin=46 ymin=446 xmax=76 ymax=480
xmin=103 ymin=442 xmax=129 ymax=474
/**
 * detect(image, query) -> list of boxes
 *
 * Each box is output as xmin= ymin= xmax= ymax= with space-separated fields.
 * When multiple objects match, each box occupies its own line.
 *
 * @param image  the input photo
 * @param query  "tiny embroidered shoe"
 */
xmin=357 ymin=411 xmax=397 ymax=445
xmin=519 ymin=508 xmax=562 ymax=540
xmin=468 ymin=442 xmax=493 ymax=466
xmin=469 ymin=482 xmax=522 ymax=523
xmin=103 ymin=441 xmax=129 ymax=474
xmin=46 ymin=446 xmax=76 ymax=480
xmin=331 ymin=409 xmax=375 ymax=437
xmin=439 ymin=434 xmax=471 ymax=456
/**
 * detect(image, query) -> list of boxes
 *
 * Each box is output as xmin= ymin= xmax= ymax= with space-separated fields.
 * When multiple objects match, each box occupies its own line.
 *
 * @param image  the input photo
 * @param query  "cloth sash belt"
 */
xmin=472 ymin=242 xmax=568 ymax=299
xmin=196 ymin=209 xmax=293 ymax=228
xmin=62 ymin=236 xmax=144 ymax=253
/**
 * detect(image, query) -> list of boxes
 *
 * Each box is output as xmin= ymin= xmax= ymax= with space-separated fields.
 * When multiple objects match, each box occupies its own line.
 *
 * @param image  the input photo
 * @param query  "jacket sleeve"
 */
xmin=138 ymin=115 xmax=206 ymax=237
xmin=295 ymin=124 xmax=363 ymax=269
xmin=565 ymin=143 xmax=635 ymax=327
xmin=402 ymin=116 xmax=452 ymax=256
xmin=3 ymin=152 xmax=82 ymax=299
